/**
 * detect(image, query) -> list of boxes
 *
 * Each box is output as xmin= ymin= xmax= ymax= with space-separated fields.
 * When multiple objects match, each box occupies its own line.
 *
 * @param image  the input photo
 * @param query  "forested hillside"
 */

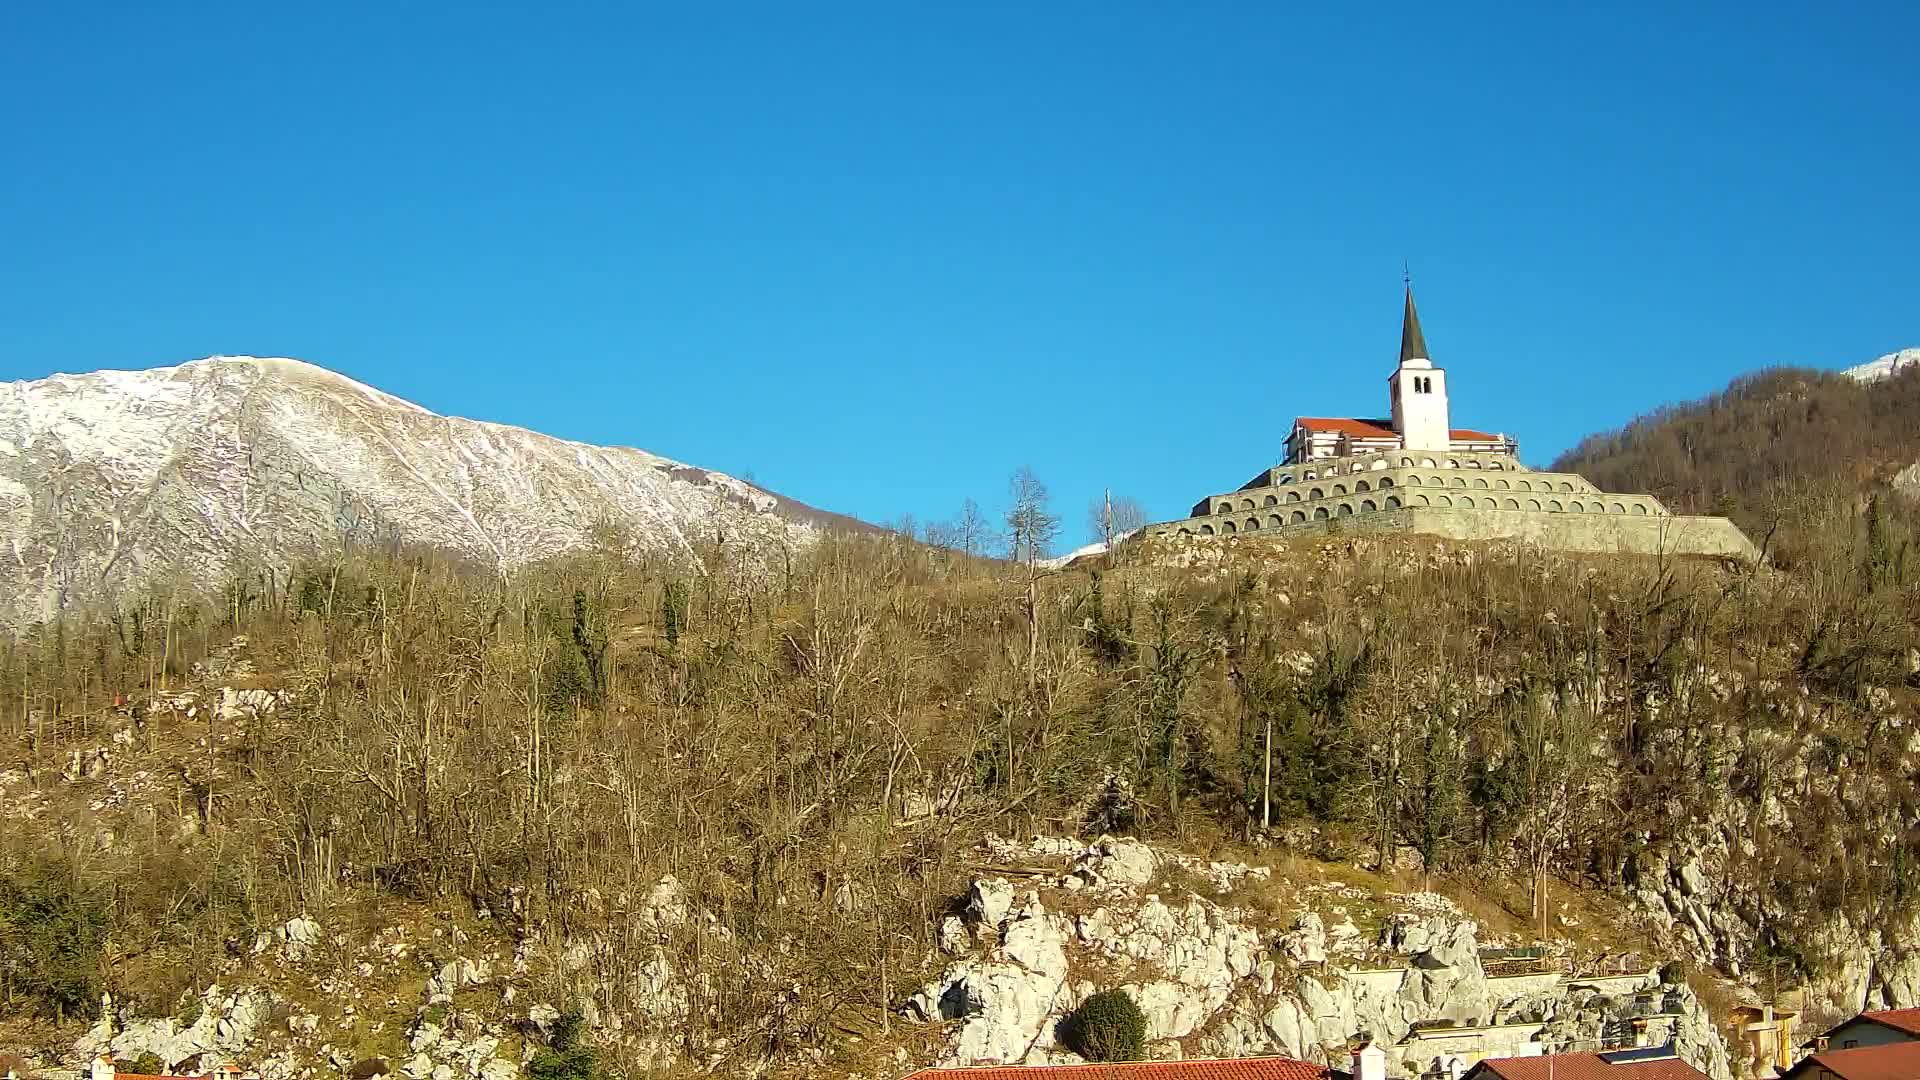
xmin=2 ymin=367 xmax=1919 ymax=1077
xmin=1553 ymin=363 xmax=1920 ymax=565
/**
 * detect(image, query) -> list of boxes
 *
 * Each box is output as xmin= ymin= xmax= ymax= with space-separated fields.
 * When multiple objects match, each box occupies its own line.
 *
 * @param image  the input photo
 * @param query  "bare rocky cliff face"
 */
xmin=1631 ymin=813 xmax=1920 ymax=1020
xmin=0 ymin=356 xmax=850 ymax=623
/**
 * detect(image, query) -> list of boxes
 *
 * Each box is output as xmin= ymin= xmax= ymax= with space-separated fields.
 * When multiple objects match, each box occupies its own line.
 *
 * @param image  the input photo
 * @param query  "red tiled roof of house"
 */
xmin=1471 ymin=1053 xmax=1709 ymax=1080
xmin=1292 ymin=417 xmax=1504 ymax=443
xmin=1786 ymin=1040 xmax=1920 ymax=1080
xmin=1859 ymin=1009 xmax=1920 ymax=1037
xmin=899 ymin=1056 xmax=1330 ymax=1080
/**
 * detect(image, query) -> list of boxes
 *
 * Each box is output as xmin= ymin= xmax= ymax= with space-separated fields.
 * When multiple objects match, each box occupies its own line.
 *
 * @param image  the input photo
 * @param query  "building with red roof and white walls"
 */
xmin=1134 ymin=284 xmax=1757 ymax=560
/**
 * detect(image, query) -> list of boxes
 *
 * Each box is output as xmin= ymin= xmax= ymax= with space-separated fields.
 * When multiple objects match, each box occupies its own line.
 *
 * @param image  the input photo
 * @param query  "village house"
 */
xmin=899 ymin=1054 xmax=1331 ymax=1080
xmin=1779 ymin=1040 xmax=1920 ymax=1080
xmin=1463 ymin=1046 xmax=1712 ymax=1080
xmin=1811 ymin=1010 xmax=1920 ymax=1053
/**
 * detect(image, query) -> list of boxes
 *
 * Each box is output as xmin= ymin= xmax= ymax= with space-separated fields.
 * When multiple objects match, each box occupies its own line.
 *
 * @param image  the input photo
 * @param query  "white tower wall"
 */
xmin=1389 ymin=285 xmax=1451 ymax=451
xmin=1391 ymin=359 xmax=1451 ymax=451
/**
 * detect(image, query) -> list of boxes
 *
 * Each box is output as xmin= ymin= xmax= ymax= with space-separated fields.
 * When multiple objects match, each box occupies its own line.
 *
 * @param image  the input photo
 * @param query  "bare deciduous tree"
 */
xmin=1005 ymin=467 xmax=1059 ymax=567
xmin=1086 ymin=492 xmax=1148 ymax=553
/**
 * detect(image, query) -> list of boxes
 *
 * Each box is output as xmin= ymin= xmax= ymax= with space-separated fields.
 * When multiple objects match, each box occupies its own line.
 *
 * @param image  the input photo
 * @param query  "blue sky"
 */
xmin=3 ymin=3 xmax=1915 ymax=548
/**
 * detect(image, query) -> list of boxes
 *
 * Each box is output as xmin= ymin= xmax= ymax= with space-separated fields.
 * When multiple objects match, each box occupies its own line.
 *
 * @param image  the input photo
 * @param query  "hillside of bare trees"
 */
xmin=2 ymin=375 xmax=1918 ymax=1075
xmin=1553 ymin=363 xmax=1920 ymax=566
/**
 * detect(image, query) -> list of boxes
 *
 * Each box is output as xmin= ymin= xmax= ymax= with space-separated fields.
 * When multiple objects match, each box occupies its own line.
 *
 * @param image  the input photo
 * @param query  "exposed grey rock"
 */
xmin=908 ymin=894 xmax=1075 ymax=1065
xmin=1678 ymin=857 xmax=1709 ymax=898
xmin=967 ymin=877 xmax=1015 ymax=931
xmin=912 ymin=842 xmax=1742 ymax=1080
xmin=938 ymin=915 xmax=972 ymax=955
xmin=277 ymin=915 xmax=322 ymax=961
xmin=1067 ymin=836 xmax=1158 ymax=892
xmin=409 ymin=1022 xmax=443 ymax=1053
xmin=76 ymin=987 xmax=276 ymax=1072
xmin=1281 ymin=912 xmax=1328 ymax=965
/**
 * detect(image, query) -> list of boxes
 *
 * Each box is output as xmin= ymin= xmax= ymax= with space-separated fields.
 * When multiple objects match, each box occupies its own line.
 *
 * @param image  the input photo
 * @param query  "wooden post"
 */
xmin=1262 ymin=710 xmax=1273 ymax=831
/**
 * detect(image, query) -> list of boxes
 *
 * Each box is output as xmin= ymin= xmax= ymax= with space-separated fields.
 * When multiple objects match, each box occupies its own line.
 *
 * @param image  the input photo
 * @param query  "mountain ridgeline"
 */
xmin=1552 ymin=360 xmax=1920 ymax=565
xmin=0 ymin=354 xmax=1917 ymax=1077
xmin=0 ymin=356 xmax=866 ymax=626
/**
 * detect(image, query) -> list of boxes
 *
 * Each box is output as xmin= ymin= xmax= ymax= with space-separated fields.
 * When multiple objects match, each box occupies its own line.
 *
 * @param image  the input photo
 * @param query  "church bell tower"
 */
xmin=1388 ymin=284 xmax=1451 ymax=452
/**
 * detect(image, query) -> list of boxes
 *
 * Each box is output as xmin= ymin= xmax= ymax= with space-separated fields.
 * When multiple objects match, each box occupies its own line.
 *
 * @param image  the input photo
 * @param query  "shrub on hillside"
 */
xmin=0 ymin=852 xmax=109 ymax=1022
xmin=528 ymin=1007 xmax=600 ymax=1080
xmin=1060 ymin=989 xmax=1148 ymax=1062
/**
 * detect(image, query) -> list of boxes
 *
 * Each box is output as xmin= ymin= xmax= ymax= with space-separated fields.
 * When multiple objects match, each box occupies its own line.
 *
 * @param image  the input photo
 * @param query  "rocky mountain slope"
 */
xmin=912 ymin=837 xmax=1729 ymax=1077
xmin=5 ymin=349 xmax=1920 ymax=1080
xmin=0 ymin=356 xmax=857 ymax=623
xmin=5 ymin=524 xmax=1908 ymax=1080
xmin=1845 ymin=348 xmax=1920 ymax=382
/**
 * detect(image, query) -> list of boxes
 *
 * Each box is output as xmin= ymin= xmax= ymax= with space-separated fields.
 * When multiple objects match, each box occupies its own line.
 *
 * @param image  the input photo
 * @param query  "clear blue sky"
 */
xmin=3 ymin=3 xmax=1915 ymax=548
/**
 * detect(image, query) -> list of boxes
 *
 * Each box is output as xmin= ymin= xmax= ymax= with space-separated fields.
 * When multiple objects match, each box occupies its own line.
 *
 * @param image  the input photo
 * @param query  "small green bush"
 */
xmin=528 ymin=1007 xmax=600 ymax=1080
xmin=1059 ymin=989 xmax=1148 ymax=1062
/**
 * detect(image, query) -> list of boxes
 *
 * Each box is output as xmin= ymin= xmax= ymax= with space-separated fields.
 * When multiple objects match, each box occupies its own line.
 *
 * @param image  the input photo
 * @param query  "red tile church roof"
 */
xmin=1294 ymin=416 xmax=1398 ymax=438
xmin=1292 ymin=417 xmax=1503 ymax=442
xmin=899 ymin=1057 xmax=1330 ymax=1080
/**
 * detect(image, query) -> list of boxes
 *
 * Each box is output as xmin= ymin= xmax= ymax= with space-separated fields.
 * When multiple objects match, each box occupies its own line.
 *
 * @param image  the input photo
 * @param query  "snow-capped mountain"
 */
xmin=0 ymin=356 xmax=860 ymax=622
xmin=1845 ymin=347 xmax=1920 ymax=382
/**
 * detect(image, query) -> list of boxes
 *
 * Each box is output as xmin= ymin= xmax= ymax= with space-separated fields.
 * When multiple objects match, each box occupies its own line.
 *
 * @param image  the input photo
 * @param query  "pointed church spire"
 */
xmin=1399 ymin=283 xmax=1430 ymax=364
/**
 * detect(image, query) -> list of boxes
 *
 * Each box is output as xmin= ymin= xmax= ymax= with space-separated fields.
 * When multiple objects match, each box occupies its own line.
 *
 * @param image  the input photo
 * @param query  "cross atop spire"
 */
xmin=1399 ymin=283 xmax=1430 ymax=364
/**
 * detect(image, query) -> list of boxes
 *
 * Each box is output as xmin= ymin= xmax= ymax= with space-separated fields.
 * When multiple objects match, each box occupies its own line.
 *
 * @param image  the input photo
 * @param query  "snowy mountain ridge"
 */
xmin=1845 ymin=347 xmax=1920 ymax=382
xmin=0 ymin=356 xmax=854 ymax=622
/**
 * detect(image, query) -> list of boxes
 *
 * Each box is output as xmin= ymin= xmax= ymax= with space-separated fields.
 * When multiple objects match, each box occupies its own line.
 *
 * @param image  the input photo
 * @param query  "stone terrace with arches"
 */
xmin=1168 ymin=450 xmax=1666 ymax=536
xmin=1140 ymin=449 xmax=1756 ymax=559
xmin=1133 ymin=284 xmax=1759 ymax=560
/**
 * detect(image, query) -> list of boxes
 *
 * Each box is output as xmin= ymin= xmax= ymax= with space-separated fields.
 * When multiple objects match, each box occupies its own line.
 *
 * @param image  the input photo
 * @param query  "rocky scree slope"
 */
xmin=0 ymin=356 xmax=852 ymax=623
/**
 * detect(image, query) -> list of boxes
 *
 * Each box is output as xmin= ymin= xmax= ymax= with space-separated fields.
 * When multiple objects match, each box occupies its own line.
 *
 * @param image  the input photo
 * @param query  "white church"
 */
xmin=1132 ymin=284 xmax=1759 ymax=560
xmin=1282 ymin=287 xmax=1516 ymax=464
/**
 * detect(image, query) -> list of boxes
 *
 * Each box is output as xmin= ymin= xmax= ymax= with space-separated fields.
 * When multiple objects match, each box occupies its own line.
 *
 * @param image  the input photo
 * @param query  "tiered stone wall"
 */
xmin=1152 ymin=450 xmax=1758 ymax=560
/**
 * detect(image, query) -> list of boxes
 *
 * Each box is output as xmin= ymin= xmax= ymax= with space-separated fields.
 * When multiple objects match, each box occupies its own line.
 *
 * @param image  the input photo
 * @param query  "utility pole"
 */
xmin=1262 ymin=709 xmax=1273 ymax=831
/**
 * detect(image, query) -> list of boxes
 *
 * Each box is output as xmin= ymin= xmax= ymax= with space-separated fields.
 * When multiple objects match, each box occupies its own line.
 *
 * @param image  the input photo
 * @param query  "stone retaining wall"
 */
xmin=1144 ymin=506 xmax=1759 ymax=560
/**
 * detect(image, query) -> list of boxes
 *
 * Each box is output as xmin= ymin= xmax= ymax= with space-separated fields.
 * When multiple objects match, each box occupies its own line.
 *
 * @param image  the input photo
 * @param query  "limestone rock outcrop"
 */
xmin=77 ymin=987 xmax=275 ymax=1074
xmin=908 ymin=835 xmax=1736 ymax=1080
